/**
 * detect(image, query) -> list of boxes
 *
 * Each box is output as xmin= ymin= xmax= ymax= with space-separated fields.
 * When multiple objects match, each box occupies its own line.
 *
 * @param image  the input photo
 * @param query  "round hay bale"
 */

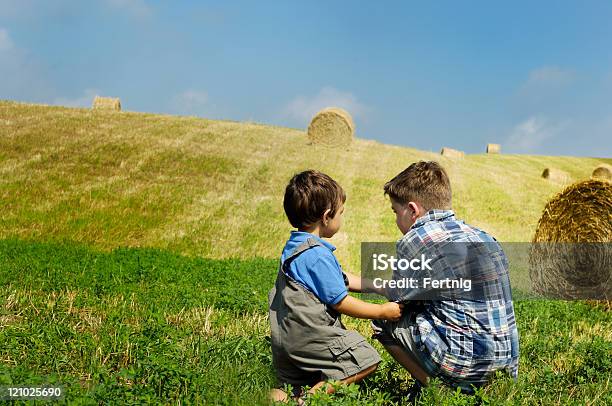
xmin=530 ymin=179 xmax=612 ymax=300
xmin=541 ymin=167 xmax=570 ymax=183
xmin=592 ymin=163 xmax=612 ymax=181
xmin=307 ymin=107 xmax=354 ymax=147
xmin=440 ymin=147 xmax=464 ymax=159
xmin=92 ymin=96 xmax=121 ymax=111
xmin=486 ymin=143 xmax=501 ymax=154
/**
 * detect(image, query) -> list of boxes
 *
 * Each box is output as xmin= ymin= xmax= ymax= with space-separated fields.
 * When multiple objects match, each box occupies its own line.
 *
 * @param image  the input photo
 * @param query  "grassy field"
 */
xmin=1 ymin=100 xmax=611 ymax=404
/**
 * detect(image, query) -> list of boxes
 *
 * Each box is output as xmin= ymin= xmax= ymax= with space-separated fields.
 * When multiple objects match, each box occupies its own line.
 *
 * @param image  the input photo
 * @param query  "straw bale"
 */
xmin=307 ymin=107 xmax=354 ymax=147
xmin=440 ymin=147 xmax=464 ymax=158
xmin=486 ymin=143 xmax=501 ymax=154
xmin=529 ymin=179 xmax=612 ymax=300
xmin=541 ymin=168 xmax=570 ymax=183
xmin=592 ymin=163 xmax=612 ymax=181
xmin=92 ymin=96 xmax=121 ymax=111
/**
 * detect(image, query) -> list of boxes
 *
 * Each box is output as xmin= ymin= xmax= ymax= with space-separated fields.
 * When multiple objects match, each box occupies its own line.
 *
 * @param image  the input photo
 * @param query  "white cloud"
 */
xmin=515 ymin=67 xmax=576 ymax=117
xmin=171 ymin=89 xmax=209 ymax=114
xmin=523 ymin=66 xmax=575 ymax=89
xmin=504 ymin=116 xmax=568 ymax=153
xmin=53 ymin=88 xmax=100 ymax=108
xmin=104 ymin=0 xmax=152 ymax=19
xmin=0 ymin=28 xmax=13 ymax=51
xmin=284 ymin=87 xmax=368 ymax=124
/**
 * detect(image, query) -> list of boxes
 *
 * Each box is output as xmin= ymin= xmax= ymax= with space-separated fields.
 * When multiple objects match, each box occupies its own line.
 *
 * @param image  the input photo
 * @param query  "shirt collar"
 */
xmin=290 ymin=230 xmax=336 ymax=251
xmin=411 ymin=209 xmax=456 ymax=229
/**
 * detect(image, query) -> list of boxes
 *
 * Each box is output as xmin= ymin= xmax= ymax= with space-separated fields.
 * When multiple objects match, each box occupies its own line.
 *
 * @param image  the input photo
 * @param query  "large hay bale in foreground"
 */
xmin=440 ymin=147 xmax=464 ymax=158
xmin=307 ymin=107 xmax=354 ymax=147
xmin=541 ymin=167 xmax=570 ymax=183
xmin=530 ymin=179 xmax=612 ymax=300
xmin=92 ymin=96 xmax=121 ymax=111
xmin=486 ymin=143 xmax=500 ymax=154
xmin=592 ymin=163 xmax=612 ymax=181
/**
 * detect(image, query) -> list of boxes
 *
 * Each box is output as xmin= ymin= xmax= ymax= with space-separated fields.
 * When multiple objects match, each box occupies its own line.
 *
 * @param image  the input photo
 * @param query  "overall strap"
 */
xmin=280 ymin=237 xmax=324 ymax=274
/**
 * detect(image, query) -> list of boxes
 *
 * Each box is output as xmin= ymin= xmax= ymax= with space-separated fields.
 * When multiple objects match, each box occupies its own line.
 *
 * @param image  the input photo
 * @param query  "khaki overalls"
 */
xmin=268 ymin=238 xmax=381 ymax=387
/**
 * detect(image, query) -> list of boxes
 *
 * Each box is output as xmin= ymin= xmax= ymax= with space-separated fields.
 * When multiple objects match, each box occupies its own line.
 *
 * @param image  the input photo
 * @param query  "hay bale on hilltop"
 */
xmin=92 ymin=96 xmax=121 ymax=111
xmin=486 ymin=143 xmax=501 ymax=154
xmin=307 ymin=107 xmax=354 ymax=147
xmin=541 ymin=168 xmax=570 ymax=183
xmin=529 ymin=179 xmax=612 ymax=300
xmin=592 ymin=163 xmax=612 ymax=181
xmin=440 ymin=147 xmax=464 ymax=159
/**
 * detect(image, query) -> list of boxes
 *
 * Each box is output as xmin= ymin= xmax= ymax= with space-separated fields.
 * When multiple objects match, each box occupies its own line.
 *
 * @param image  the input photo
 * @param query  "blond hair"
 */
xmin=384 ymin=161 xmax=452 ymax=211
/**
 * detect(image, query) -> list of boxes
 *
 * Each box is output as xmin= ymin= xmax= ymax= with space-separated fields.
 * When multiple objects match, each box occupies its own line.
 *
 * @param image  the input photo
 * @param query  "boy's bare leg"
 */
xmin=382 ymin=343 xmax=430 ymax=385
xmin=270 ymin=388 xmax=289 ymax=402
xmin=270 ymin=363 xmax=379 ymax=402
xmin=308 ymin=363 xmax=378 ymax=395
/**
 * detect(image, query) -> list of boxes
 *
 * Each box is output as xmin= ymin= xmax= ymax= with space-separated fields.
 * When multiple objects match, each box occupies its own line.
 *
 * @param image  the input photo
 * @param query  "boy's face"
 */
xmin=391 ymin=198 xmax=419 ymax=235
xmin=320 ymin=202 xmax=344 ymax=238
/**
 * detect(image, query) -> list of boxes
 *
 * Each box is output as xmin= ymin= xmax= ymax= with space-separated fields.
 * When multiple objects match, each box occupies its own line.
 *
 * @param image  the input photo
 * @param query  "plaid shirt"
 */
xmin=393 ymin=210 xmax=519 ymax=389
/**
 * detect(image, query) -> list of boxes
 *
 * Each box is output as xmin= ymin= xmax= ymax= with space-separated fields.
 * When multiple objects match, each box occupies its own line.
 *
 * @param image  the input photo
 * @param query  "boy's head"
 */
xmin=284 ymin=170 xmax=346 ymax=237
xmin=384 ymin=161 xmax=452 ymax=234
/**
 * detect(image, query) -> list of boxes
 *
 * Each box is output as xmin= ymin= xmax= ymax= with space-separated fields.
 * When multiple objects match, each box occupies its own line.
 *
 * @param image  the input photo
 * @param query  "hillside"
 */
xmin=1 ymin=100 xmax=611 ymax=404
xmin=1 ymin=100 xmax=609 ymax=271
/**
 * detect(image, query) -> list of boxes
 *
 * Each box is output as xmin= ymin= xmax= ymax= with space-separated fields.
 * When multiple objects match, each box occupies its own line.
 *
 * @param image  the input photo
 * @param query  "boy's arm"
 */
xmin=344 ymin=272 xmax=361 ymax=292
xmin=345 ymin=272 xmax=389 ymax=297
xmin=332 ymin=295 xmax=403 ymax=321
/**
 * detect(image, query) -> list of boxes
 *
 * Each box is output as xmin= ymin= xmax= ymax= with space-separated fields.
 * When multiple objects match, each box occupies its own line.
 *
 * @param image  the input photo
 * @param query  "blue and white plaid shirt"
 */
xmin=390 ymin=210 xmax=519 ymax=389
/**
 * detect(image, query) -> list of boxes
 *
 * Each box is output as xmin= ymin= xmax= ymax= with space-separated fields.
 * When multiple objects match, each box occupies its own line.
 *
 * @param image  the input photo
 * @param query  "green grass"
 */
xmin=1 ymin=100 xmax=611 ymax=404
xmin=0 ymin=238 xmax=274 ymax=314
xmin=1 ymin=240 xmax=610 ymax=405
xmin=0 ymin=239 xmax=276 ymax=404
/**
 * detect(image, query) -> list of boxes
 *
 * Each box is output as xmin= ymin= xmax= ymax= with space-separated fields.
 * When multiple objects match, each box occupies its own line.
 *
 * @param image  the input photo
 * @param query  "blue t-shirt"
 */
xmin=280 ymin=231 xmax=348 ymax=305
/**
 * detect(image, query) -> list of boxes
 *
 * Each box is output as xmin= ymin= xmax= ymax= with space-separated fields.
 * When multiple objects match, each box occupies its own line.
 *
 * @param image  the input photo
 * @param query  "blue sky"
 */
xmin=1 ymin=0 xmax=611 ymax=157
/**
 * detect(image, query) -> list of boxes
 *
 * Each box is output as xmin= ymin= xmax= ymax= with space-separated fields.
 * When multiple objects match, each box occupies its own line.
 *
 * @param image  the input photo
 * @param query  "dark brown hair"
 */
xmin=384 ymin=161 xmax=452 ymax=211
xmin=283 ymin=170 xmax=346 ymax=229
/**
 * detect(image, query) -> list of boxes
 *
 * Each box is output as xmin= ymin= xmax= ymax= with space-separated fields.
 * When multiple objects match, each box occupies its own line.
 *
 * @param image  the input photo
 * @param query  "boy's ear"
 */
xmin=407 ymin=202 xmax=420 ymax=218
xmin=322 ymin=208 xmax=332 ymax=225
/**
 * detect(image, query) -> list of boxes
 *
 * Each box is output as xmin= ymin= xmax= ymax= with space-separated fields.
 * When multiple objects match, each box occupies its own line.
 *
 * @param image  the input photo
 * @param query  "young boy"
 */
xmin=269 ymin=170 xmax=403 ymax=402
xmin=372 ymin=161 xmax=520 ymax=392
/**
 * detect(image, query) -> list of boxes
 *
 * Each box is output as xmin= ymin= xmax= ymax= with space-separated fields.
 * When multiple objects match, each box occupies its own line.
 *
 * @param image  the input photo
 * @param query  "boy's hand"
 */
xmin=380 ymin=302 xmax=403 ymax=321
xmin=332 ymin=296 xmax=404 ymax=321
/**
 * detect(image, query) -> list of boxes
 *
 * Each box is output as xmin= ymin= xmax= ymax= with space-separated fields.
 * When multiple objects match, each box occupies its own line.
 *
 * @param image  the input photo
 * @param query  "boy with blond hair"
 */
xmin=372 ymin=161 xmax=520 ymax=392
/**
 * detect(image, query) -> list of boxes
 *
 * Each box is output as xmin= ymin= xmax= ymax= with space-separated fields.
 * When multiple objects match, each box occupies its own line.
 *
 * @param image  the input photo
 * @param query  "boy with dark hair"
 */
xmin=373 ymin=161 xmax=520 ymax=392
xmin=269 ymin=170 xmax=403 ymax=403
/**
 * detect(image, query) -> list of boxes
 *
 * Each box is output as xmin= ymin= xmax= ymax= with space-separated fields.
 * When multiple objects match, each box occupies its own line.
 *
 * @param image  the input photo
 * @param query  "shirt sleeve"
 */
xmin=307 ymin=254 xmax=348 ymax=305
